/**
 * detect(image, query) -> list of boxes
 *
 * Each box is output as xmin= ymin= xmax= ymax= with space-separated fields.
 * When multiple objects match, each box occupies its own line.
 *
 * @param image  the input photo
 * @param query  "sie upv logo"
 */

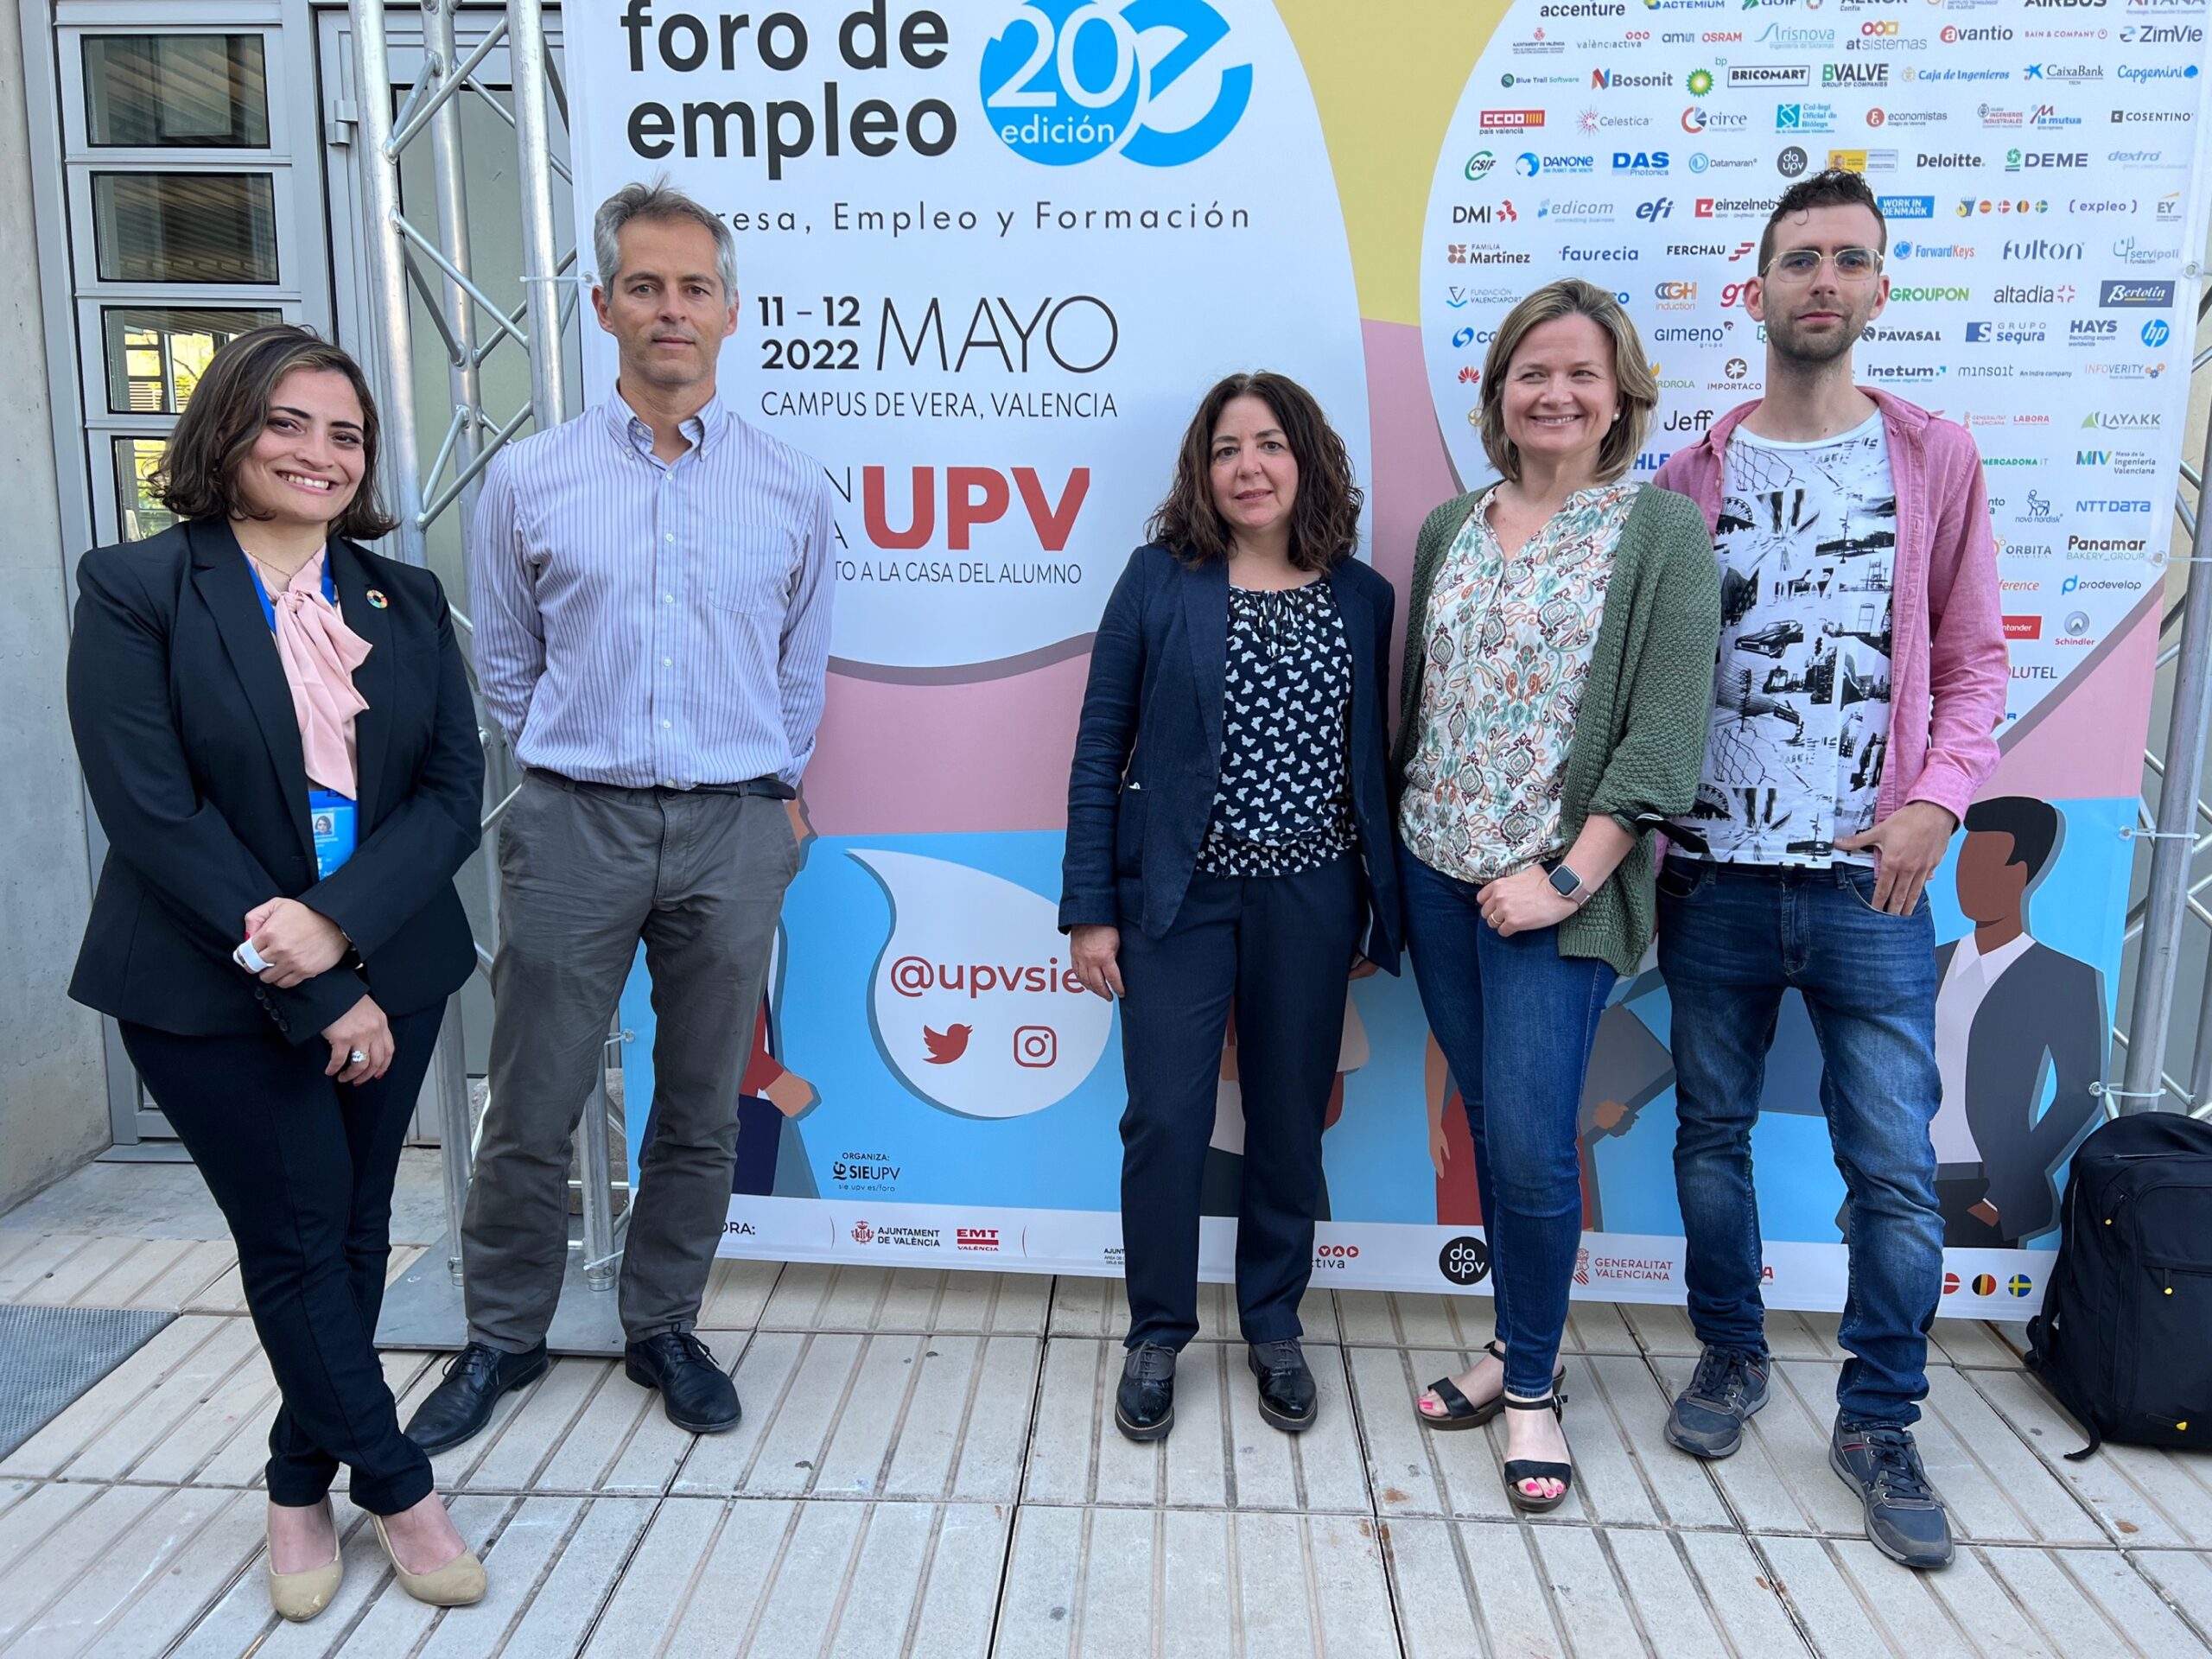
xmin=853 ymin=849 xmax=1114 ymax=1117
xmin=981 ymin=0 xmax=1252 ymax=167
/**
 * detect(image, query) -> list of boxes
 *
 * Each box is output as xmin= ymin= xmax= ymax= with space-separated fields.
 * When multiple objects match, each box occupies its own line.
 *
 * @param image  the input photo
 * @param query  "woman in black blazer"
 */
xmin=1059 ymin=372 xmax=1402 ymax=1445
xmin=67 ymin=327 xmax=486 ymax=1618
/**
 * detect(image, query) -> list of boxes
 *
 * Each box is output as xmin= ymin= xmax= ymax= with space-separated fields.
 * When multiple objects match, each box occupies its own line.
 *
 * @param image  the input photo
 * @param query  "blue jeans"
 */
xmin=1401 ymin=843 xmax=1616 ymax=1399
xmin=1657 ymin=858 xmax=1944 ymax=1427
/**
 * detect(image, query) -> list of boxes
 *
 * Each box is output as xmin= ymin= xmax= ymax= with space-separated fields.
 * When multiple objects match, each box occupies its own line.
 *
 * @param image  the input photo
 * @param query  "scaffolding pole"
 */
xmin=509 ymin=0 xmax=568 ymax=429
xmin=2138 ymin=408 xmax=2212 ymax=1114
xmin=352 ymin=2 xmax=624 ymax=1342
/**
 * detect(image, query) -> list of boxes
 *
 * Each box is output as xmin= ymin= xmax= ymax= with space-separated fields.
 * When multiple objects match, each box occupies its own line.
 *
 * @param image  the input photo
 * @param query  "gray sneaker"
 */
xmin=1829 ymin=1421 xmax=1955 ymax=1570
xmin=1665 ymin=1345 xmax=1770 ymax=1459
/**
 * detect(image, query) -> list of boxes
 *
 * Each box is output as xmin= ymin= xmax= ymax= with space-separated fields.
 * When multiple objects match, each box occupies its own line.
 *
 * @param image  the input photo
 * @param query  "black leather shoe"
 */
xmin=404 ymin=1341 xmax=549 ymax=1454
xmin=1829 ymin=1420 xmax=1955 ymax=1569
xmin=1249 ymin=1339 xmax=1318 ymax=1433
xmin=1115 ymin=1342 xmax=1177 ymax=1442
xmin=626 ymin=1332 xmax=741 ymax=1433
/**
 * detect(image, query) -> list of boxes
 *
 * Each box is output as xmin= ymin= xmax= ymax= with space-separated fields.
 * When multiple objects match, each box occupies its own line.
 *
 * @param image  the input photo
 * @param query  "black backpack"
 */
xmin=2025 ymin=1111 xmax=2212 ymax=1459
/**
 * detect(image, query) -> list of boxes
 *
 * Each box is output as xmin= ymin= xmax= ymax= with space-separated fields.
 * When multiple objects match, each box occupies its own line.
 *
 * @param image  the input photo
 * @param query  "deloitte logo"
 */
xmin=981 ymin=0 xmax=1250 ymax=167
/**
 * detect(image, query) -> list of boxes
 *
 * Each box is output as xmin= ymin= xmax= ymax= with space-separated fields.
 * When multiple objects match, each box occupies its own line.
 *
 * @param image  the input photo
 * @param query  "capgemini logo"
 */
xmin=982 ymin=0 xmax=1251 ymax=167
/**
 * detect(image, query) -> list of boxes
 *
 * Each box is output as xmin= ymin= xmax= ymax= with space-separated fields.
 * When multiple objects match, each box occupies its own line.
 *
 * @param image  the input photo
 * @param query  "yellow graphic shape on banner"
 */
xmin=1275 ymin=0 xmax=1509 ymax=326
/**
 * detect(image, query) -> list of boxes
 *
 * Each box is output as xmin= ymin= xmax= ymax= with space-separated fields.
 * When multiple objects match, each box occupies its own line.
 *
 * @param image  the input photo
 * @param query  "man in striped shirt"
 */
xmin=407 ymin=181 xmax=835 ymax=1452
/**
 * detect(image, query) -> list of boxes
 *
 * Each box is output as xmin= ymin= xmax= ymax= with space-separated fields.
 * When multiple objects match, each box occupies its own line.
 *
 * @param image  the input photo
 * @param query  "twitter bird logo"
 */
xmin=922 ymin=1024 xmax=972 ymax=1065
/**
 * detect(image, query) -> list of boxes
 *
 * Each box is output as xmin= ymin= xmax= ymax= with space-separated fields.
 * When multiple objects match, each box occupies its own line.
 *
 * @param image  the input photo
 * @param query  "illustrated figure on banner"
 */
xmin=730 ymin=796 xmax=824 ymax=1198
xmin=1931 ymin=796 xmax=2108 ymax=1250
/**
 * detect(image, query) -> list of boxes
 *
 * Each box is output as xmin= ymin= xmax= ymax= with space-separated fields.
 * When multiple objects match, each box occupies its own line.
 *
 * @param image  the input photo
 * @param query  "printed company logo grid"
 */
xmin=1422 ymin=0 xmax=2201 ymax=721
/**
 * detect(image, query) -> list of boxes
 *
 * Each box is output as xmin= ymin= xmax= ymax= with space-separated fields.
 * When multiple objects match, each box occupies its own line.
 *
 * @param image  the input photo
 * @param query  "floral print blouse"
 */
xmin=1399 ymin=481 xmax=1637 ymax=884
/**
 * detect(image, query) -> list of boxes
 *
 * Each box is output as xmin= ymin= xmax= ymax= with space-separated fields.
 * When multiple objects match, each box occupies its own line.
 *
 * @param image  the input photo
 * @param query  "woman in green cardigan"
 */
xmin=1396 ymin=280 xmax=1720 ymax=1512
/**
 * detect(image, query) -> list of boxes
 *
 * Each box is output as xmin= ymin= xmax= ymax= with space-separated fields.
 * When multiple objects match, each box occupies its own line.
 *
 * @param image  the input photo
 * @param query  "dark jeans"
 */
xmin=1400 ymin=843 xmax=1616 ymax=1400
xmin=1657 ymin=857 xmax=1945 ymax=1427
xmin=1116 ymin=855 xmax=1362 ymax=1351
xmin=122 ymin=1004 xmax=445 ymax=1514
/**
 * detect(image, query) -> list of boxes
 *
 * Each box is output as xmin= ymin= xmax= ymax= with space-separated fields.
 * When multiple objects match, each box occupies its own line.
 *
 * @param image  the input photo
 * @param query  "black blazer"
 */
xmin=1058 ymin=544 xmax=1402 ymax=969
xmin=67 ymin=518 xmax=483 ymax=1044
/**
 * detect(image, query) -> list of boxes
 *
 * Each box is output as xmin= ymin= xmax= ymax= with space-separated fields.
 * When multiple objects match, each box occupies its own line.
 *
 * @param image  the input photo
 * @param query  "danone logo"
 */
xmin=982 ymin=0 xmax=1250 ymax=166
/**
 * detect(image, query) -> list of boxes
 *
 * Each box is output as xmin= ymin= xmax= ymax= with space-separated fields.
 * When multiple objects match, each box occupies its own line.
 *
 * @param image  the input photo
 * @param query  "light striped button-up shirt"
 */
xmin=469 ymin=389 xmax=836 ymax=789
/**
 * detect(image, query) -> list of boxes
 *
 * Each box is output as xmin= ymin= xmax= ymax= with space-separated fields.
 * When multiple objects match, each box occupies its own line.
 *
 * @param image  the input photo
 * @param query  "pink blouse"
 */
xmin=259 ymin=549 xmax=371 ymax=798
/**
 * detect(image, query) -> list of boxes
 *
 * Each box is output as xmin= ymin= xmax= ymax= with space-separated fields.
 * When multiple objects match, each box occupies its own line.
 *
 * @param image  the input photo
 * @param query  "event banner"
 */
xmin=566 ymin=0 xmax=2212 ymax=1317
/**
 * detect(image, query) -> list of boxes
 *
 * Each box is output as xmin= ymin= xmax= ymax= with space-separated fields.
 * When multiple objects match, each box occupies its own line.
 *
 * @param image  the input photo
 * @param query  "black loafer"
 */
xmin=626 ymin=1332 xmax=741 ymax=1433
xmin=404 ymin=1341 xmax=549 ymax=1455
xmin=1249 ymin=1339 xmax=1318 ymax=1433
xmin=1115 ymin=1342 xmax=1177 ymax=1442
xmin=1829 ymin=1420 xmax=1955 ymax=1570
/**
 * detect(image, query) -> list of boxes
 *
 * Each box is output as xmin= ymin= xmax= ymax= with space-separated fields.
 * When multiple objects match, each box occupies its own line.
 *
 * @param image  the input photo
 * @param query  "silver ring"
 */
xmin=347 ymin=1049 xmax=367 ymax=1065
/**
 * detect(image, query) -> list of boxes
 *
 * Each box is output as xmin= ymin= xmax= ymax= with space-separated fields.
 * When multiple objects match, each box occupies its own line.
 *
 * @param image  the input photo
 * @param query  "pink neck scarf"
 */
xmin=256 ymin=549 xmax=372 ymax=798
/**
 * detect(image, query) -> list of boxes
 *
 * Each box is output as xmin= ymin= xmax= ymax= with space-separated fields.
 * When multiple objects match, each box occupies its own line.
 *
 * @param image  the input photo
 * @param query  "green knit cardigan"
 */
xmin=1391 ymin=484 xmax=1724 ymax=976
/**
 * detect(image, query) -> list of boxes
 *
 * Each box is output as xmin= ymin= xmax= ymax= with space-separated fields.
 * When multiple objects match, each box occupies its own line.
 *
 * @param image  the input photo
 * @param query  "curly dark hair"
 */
xmin=1760 ymin=168 xmax=1888 ymax=273
xmin=1147 ymin=372 xmax=1362 ymax=572
xmin=154 ymin=325 xmax=398 ymax=541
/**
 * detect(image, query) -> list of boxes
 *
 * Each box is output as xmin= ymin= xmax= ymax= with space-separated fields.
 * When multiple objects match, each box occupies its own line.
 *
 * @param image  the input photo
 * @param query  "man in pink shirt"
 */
xmin=1651 ymin=169 xmax=2006 ymax=1571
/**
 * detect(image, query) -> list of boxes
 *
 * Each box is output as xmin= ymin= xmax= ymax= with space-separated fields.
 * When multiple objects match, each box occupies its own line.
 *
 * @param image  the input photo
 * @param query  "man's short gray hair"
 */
xmin=593 ymin=178 xmax=738 ymax=300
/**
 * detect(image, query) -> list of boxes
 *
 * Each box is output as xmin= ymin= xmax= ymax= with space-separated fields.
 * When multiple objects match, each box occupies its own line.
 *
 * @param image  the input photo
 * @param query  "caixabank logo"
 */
xmin=981 ymin=0 xmax=1250 ymax=166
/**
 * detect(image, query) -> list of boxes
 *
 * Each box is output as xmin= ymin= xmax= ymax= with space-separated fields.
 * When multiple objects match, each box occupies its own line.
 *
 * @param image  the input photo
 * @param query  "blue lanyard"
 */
xmin=245 ymin=552 xmax=358 ymax=877
xmin=244 ymin=553 xmax=336 ymax=631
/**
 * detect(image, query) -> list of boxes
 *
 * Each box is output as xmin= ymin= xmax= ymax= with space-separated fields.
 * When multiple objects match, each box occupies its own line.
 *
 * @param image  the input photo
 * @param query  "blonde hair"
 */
xmin=1475 ymin=280 xmax=1657 ymax=484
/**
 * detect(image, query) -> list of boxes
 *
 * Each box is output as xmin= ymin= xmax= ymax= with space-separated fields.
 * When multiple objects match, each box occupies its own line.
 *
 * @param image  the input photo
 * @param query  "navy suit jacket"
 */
xmin=1058 ymin=543 xmax=1402 ymax=969
xmin=68 ymin=518 xmax=483 ymax=1044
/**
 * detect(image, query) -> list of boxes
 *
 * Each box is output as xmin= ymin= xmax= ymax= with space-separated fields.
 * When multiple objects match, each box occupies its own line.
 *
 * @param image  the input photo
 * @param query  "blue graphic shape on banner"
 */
xmin=980 ymin=0 xmax=1251 ymax=168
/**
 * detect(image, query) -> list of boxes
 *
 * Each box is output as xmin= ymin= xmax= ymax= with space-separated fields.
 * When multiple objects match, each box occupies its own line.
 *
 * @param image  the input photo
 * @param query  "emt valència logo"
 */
xmin=981 ymin=0 xmax=1252 ymax=167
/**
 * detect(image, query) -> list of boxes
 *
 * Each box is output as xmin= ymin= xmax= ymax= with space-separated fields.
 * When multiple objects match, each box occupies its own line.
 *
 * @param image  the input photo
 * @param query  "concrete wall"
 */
xmin=0 ymin=0 xmax=111 ymax=1209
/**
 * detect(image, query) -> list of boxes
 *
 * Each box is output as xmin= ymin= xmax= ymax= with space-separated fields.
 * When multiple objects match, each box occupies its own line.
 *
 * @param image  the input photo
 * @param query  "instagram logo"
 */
xmin=1013 ymin=1027 xmax=1058 ymax=1068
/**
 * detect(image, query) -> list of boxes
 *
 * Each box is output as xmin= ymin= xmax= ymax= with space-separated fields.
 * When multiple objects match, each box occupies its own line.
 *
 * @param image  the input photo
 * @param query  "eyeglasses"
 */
xmin=1763 ymin=246 xmax=1884 ymax=283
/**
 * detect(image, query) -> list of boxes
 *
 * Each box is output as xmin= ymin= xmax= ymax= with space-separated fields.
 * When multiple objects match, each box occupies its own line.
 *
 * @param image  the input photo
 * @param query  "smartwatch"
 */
xmin=1548 ymin=862 xmax=1589 ymax=905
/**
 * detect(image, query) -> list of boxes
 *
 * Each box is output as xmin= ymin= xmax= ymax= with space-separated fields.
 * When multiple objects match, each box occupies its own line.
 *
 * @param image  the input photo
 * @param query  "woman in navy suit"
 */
xmin=67 ymin=327 xmax=486 ymax=1618
xmin=1059 ymin=372 xmax=1401 ymax=1443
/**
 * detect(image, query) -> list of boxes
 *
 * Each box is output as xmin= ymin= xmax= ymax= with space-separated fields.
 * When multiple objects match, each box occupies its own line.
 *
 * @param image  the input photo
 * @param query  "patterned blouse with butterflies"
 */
xmin=1398 ymin=481 xmax=1637 ymax=885
xmin=1197 ymin=580 xmax=1357 ymax=879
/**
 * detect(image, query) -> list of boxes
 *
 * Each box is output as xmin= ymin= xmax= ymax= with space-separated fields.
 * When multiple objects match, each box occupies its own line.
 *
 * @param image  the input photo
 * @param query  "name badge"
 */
xmin=308 ymin=789 xmax=359 ymax=880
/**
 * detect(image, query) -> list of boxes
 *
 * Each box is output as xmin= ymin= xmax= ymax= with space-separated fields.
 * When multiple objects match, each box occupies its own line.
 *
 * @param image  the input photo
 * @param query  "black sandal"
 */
xmin=1502 ymin=1392 xmax=1574 ymax=1514
xmin=1415 ymin=1342 xmax=1567 ymax=1431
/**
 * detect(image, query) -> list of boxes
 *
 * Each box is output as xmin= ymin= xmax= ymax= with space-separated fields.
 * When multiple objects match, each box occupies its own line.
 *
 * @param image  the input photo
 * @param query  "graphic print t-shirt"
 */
xmin=1693 ymin=413 xmax=1897 ymax=866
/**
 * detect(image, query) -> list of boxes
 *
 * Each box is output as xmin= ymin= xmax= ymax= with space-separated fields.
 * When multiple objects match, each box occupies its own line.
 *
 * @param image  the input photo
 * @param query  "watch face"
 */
xmin=1549 ymin=865 xmax=1580 ymax=897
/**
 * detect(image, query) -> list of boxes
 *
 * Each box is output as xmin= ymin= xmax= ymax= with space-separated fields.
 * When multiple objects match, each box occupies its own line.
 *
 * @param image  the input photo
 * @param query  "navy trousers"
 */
xmin=122 ymin=1005 xmax=443 ymax=1514
xmin=1115 ymin=855 xmax=1363 ymax=1350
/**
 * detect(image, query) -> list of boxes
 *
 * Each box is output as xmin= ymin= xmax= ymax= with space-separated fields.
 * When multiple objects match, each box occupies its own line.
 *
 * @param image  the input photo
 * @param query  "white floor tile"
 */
xmin=760 ymin=1262 xmax=1051 ymax=1334
xmin=1389 ymin=1516 xmax=1808 ymax=1659
xmin=1966 ymin=1366 xmax=2212 ymax=1548
xmin=1 ymin=1314 xmax=235 ymax=1481
xmin=672 ymin=1329 xmax=1039 ymax=1503
xmin=1757 ymin=1533 xmax=2212 ymax=1657
xmin=582 ymin=1497 xmax=1008 ymax=1657
xmin=995 ymin=1506 xmax=1395 ymax=1658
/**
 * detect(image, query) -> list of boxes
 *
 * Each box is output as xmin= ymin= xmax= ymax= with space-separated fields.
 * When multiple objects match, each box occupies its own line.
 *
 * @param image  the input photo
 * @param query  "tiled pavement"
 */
xmin=2 ymin=1192 xmax=2210 ymax=1656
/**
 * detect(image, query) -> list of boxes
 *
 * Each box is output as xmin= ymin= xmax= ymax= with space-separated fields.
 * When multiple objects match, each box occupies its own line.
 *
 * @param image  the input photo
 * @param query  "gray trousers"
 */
xmin=463 ymin=772 xmax=798 ymax=1350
